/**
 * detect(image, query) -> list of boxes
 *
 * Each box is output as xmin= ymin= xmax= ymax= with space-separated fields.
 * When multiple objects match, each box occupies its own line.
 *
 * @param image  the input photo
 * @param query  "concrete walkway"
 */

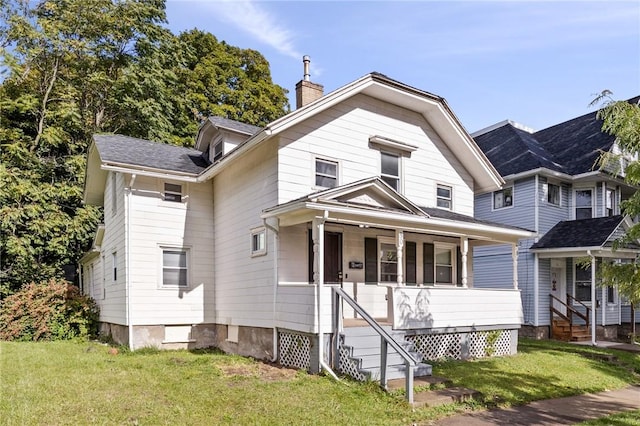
xmin=433 ymin=385 xmax=640 ymax=425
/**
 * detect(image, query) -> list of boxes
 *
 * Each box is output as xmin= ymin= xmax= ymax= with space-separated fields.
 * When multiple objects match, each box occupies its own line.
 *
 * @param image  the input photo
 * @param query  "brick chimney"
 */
xmin=295 ymin=55 xmax=324 ymax=109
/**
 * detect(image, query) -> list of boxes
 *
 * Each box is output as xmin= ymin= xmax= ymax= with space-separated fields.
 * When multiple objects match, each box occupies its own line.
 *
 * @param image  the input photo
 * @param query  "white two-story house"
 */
xmin=472 ymin=104 xmax=640 ymax=342
xmin=80 ymin=61 xmax=534 ymax=386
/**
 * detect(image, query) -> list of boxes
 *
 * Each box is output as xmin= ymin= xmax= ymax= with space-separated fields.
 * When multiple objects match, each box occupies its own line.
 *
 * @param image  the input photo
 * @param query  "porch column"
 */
xmin=312 ymin=215 xmax=326 ymax=372
xmin=396 ymin=230 xmax=404 ymax=285
xmin=512 ymin=244 xmax=519 ymax=290
xmin=460 ymin=237 xmax=468 ymax=288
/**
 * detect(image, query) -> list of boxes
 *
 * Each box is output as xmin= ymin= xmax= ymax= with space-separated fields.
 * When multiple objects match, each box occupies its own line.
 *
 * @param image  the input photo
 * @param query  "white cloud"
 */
xmin=201 ymin=0 xmax=301 ymax=59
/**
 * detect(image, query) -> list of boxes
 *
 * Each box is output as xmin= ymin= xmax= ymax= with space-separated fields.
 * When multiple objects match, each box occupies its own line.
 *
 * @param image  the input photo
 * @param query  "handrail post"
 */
xmin=380 ymin=338 xmax=388 ymax=389
xmin=406 ymin=360 xmax=414 ymax=405
xmin=332 ymin=289 xmax=342 ymax=370
xmin=549 ymin=294 xmax=554 ymax=339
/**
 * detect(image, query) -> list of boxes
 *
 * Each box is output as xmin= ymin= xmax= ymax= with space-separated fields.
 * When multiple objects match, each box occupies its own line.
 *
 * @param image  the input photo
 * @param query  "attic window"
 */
xmin=436 ymin=184 xmax=452 ymax=210
xmin=213 ymin=141 xmax=223 ymax=162
xmin=164 ymin=183 xmax=182 ymax=203
xmin=315 ymin=158 xmax=338 ymax=188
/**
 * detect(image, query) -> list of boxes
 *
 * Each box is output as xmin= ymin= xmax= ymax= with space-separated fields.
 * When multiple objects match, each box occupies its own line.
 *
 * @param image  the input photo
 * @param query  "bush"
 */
xmin=0 ymin=278 xmax=99 ymax=341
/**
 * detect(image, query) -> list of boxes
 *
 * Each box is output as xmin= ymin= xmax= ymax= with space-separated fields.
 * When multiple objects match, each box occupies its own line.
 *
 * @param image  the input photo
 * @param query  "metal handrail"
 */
xmin=332 ymin=287 xmax=418 ymax=404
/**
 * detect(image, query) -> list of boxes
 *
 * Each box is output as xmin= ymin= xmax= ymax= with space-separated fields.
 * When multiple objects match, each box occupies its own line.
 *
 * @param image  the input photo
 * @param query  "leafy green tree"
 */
xmin=592 ymin=91 xmax=640 ymax=338
xmin=1 ymin=0 xmax=289 ymax=295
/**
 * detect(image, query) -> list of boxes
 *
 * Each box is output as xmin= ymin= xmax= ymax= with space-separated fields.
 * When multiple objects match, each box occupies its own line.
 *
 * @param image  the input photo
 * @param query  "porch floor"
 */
xmin=343 ymin=317 xmax=391 ymax=327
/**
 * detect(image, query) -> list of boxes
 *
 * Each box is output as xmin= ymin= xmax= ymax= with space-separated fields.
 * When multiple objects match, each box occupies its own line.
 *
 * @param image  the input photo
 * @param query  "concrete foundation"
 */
xmin=214 ymin=324 xmax=274 ymax=361
xmin=519 ymin=325 xmax=550 ymax=340
xmin=97 ymin=322 xmax=217 ymax=350
xmin=596 ymin=325 xmax=619 ymax=341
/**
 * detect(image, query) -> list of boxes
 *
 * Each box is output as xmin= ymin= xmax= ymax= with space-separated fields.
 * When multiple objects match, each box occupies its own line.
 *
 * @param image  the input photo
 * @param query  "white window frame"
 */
xmin=380 ymin=151 xmax=401 ymax=192
xmin=547 ymin=182 xmax=561 ymax=206
xmin=436 ymin=184 xmax=453 ymax=210
xmin=314 ymin=157 xmax=339 ymax=189
xmin=251 ymin=227 xmax=267 ymax=257
xmin=493 ymin=187 xmax=513 ymax=210
xmin=434 ymin=243 xmax=456 ymax=285
xmin=160 ymin=247 xmax=190 ymax=288
xmin=378 ymin=237 xmax=397 ymax=283
xmin=574 ymin=188 xmax=593 ymax=220
xmin=163 ymin=182 xmax=183 ymax=203
xmin=573 ymin=261 xmax=592 ymax=304
xmin=605 ymin=188 xmax=615 ymax=217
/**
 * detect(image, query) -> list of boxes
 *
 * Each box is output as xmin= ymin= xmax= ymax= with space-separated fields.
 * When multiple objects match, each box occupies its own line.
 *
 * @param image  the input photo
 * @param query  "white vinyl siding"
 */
xmin=276 ymin=93 xmax=475 ymax=215
xmin=128 ymin=175 xmax=214 ymax=326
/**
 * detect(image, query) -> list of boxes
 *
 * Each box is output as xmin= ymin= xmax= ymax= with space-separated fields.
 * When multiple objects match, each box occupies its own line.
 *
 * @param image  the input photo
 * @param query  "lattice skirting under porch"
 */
xmin=278 ymin=331 xmax=312 ymax=370
xmin=407 ymin=329 xmax=515 ymax=361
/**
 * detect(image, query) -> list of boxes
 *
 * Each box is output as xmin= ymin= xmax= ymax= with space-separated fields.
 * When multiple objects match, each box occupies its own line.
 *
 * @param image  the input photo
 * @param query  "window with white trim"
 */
xmin=164 ymin=183 xmax=183 ymax=203
xmin=575 ymin=189 xmax=592 ymax=219
xmin=251 ymin=227 xmax=266 ymax=256
xmin=380 ymin=151 xmax=400 ymax=191
xmin=606 ymin=286 xmax=615 ymax=304
xmin=547 ymin=183 xmax=560 ymax=206
xmin=315 ymin=158 xmax=338 ymax=188
xmin=574 ymin=263 xmax=591 ymax=302
xmin=436 ymin=184 xmax=452 ymax=210
xmin=605 ymin=188 xmax=615 ymax=216
xmin=162 ymin=249 xmax=188 ymax=287
xmin=435 ymin=245 xmax=454 ymax=284
xmin=493 ymin=187 xmax=513 ymax=209
xmin=378 ymin=238 xmax=397 ymax=283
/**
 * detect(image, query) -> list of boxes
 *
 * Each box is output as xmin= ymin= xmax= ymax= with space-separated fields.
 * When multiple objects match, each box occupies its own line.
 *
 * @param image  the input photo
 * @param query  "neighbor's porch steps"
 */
xmin=552 ymin=319 xmax=591 ymax=342
xmin=340 ymin=325 xmax=431 ymax=381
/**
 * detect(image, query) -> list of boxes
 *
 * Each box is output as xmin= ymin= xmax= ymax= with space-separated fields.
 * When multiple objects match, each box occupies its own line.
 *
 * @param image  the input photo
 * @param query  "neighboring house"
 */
xmin=472 ymin=104 xmax=640 ymax=342
xmin=80 ymin=62 xmax=534 ymax=385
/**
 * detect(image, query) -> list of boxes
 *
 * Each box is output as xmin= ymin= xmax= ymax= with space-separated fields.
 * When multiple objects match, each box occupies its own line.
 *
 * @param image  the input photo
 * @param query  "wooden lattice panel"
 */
xmin=407 ymin=333 xmax=462 ymax=360
xmin=279 ymin=332 xmax=311 ymax=370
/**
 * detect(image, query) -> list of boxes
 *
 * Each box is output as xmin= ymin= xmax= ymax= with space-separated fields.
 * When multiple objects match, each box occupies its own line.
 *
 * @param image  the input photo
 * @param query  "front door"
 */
xmin=550 ymin=267 xmax=566 ymax=316
xmin=308 ymin=231 xmax=343 ymax=284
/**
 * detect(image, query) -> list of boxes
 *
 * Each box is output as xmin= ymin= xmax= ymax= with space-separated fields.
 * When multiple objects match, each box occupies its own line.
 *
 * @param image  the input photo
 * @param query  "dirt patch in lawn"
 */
xmin=219 ymin=362 xmax=299 ymax=381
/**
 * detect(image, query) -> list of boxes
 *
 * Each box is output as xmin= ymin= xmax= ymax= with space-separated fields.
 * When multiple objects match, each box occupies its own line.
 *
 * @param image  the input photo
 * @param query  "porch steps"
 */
xmin=552 ymin=319 xmax=591 ymax=342
xmin=340 ymin=325 xmax=432 ymax=381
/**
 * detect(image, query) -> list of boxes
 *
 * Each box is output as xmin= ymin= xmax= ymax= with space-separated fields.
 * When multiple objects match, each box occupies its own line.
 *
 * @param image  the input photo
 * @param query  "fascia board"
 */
xmin=101 ymin=163 xmax=198 ymax=182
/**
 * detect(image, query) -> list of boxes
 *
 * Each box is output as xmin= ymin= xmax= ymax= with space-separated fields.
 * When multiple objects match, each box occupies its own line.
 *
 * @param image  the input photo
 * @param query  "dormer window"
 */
xmin=213 ymin=140 xmax=223 ymax=162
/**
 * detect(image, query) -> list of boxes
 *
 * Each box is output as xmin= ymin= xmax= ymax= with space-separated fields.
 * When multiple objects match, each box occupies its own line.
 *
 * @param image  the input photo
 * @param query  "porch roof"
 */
xmin=530 ymin=215 xmax=640 ymax=258
xmin=262 ymin=178 xmax=535 ymax=243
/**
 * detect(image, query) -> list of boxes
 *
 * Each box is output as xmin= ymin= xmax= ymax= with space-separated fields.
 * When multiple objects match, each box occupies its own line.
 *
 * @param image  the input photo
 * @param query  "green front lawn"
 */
xmin=1 ymin=339 xmax=638 ymax=425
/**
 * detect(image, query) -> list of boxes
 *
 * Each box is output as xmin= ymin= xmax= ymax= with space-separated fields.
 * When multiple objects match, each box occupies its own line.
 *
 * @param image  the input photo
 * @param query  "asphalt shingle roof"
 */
xmin=530 ymin=215 xmax=624 ymax=249
xmin=93 ymin=134 xmax=209 ymax=175
xmin=473 ymin=97 xmax=640 ymax=177
xmin=207 ymin=116 xmax=262 ymax=136
xmin=420 ymin=206 xmax=533 ymax=232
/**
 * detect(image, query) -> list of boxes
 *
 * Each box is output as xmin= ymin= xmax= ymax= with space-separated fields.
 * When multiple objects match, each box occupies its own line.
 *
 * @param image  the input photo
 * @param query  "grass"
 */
xmin=0 ymin=338 xmax=638 ymax=425
xmin=578 ymin=410 xmax=640 ymax=425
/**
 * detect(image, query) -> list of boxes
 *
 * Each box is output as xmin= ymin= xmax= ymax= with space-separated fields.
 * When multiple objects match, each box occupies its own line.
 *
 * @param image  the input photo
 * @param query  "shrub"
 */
xmin=0 ymin=278 xmax=99 ymax=341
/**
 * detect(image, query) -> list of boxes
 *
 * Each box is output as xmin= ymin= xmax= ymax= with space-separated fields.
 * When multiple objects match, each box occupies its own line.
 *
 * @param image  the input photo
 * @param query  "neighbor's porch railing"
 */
xmin=332 ymin=287 xmax=419 ymax=404
xmin=549 ymin=293 xmax=590 ymax=339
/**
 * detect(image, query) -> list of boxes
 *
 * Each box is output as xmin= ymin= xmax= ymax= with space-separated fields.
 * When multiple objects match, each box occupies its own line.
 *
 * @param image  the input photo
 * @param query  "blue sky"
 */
xmin=165 ymin=0 xmax=640 ymax=133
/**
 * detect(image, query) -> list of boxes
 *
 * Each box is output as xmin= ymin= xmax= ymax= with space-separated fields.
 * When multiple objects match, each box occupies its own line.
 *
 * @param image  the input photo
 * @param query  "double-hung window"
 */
xmin=162 ymin=249 xmax=188 ymax=287
xmin=315 ymin=158 xmax=338 ymax=188
xmin=378 ymin=238 xmax=398 ymax=283
xmin=605 ymin=188 xmax=615 ymax=216
xmin=547 ymin=183 xmax=560 ymax=206
xmin=251 ymin=227 xmax=266 ymax=256
xmin=493 ymin=187 xmax=513 ymax=209
xmin=380 ymin=152 xmax=400 ymax=191
xmin=575 ymin=189 xmax=592 ymax=219
xmin=436 ymin=185 xmax=452 ymax=209
xmin=574 ymin=263 xmax=592 ymax=302
xmin=435 ymin=246 xmax=454 ymax=284
xmin=164 ymin=183 xmax=183 ymax=203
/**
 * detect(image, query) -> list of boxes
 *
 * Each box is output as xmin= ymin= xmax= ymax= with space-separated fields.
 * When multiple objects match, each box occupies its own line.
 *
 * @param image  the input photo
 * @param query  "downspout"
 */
xmin=533 ymin=175 xmax=539 ymax=327
xmin=316 ymin=211 xmax=339 ymax=380
xmin=125 ymin=174 xmax=136 ymax=349
xmin=587 ymin=250 xmax=597 ymax=346
xmin=264 ymin=218 xmax=279 ymax=363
